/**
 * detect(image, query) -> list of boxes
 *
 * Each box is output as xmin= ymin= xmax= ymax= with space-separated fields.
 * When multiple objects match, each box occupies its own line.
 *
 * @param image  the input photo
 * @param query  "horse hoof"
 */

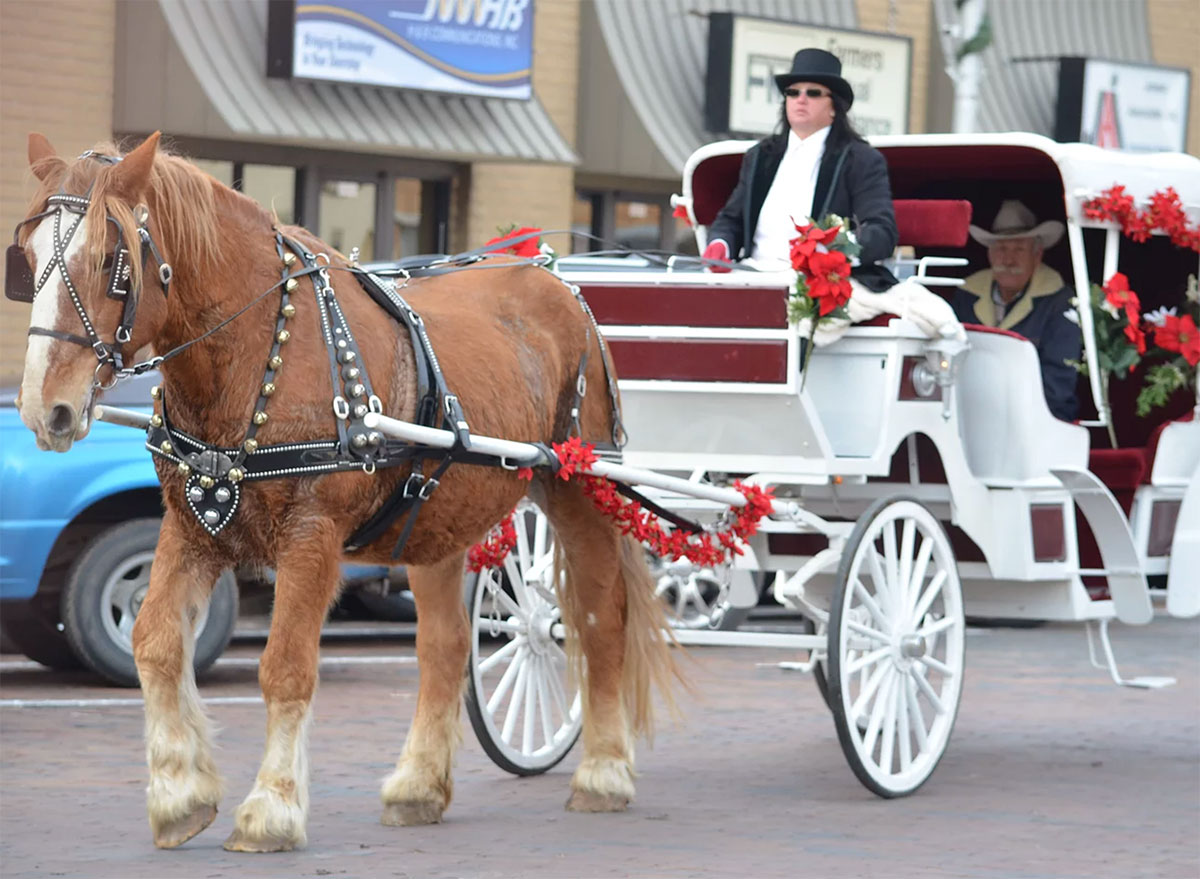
xmin=381 ymin=800 xmax=444 ymax=826
xmin=565 ymin=790 xmax=630 ymax=813
xmin=222 ymin=828 xmax=297 ymax=853
xmin=154 ymin=803 xmax=218 ymax=849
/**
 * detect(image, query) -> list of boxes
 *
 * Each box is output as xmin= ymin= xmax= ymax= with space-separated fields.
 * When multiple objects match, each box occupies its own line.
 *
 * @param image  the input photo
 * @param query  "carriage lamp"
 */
xmin=913 ymin=335 xmax=968 ymax=420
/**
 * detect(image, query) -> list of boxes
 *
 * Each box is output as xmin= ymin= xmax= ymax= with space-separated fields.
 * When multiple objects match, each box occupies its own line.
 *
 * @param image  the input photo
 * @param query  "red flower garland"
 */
xmin=465 ymin=437 xmax=776 ymax=572
xmin=1083 ymin=185 xmax=1200 ymax=252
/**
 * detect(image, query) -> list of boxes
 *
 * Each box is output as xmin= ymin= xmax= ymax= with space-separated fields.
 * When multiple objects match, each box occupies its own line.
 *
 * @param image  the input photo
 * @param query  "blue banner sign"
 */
xmin=293 ymin=1 xmax=533 ymax=99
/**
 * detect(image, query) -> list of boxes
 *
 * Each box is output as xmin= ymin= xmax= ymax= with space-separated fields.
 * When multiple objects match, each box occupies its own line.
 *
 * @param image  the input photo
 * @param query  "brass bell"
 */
xmin=285 ymin=278 xmax=299 ymax=292
xmin=177 ymin=462 xmax=191 ymax=476
xmin=281 ymin=303 xmax=296 ymax=318
xmin=198 ymin=475 xmax=215 ymax=489
xmin=349 ymin=383 xmax=365 ymax=397
xmin=228 ymin=467 xmax=245 ymax=483
xmin=150 ymin=385 xmax=161 ymax=399
xmin=243 ymin=438 xmax=258 ymax=454
xmin=268 ymin=355 xmax=283 ymax=370
xmin=261 ymin=382 xmax=276 ymax=397
xmin=253 ymin=411 xmax=269 ymax=425
xmin=283 ymin=252 xmax=297 ymax=266
xmin=159 ymin=440 xmax=173 ymax=455
xmin=149 ymin=413 xmax=163 ymax=428
xmin=277 ymin=330 xmax=290 ymax=344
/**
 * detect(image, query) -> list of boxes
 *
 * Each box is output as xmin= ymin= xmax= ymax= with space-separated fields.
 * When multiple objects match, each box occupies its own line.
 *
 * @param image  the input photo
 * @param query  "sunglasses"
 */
xmin=784 ymin=87 xmax=831 ymax=99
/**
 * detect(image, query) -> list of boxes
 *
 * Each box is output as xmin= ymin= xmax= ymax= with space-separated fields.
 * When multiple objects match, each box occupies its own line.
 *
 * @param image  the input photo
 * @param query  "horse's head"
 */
xmin=10 ymin=132 xmax=173 ymax=451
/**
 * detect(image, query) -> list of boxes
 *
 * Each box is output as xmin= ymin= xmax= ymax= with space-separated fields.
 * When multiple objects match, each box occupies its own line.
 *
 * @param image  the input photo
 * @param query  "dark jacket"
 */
xmin=950 ymin=265 xmax=1082 ymax=421
xmin=708 ymin=133 xmax=900 ymax=292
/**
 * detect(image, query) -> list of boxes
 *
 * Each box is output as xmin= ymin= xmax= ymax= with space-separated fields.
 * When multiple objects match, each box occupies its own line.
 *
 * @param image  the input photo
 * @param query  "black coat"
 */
xmin=708 ymin=134 xmax=900 ymax=292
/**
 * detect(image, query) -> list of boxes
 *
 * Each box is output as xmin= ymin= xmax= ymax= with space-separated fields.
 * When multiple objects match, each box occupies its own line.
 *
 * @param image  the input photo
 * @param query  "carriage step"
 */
xmin=1051 ymin=468 xmax=1153 ymax=625
xmin=1085 ymin=620 xmax=1176 ymax=689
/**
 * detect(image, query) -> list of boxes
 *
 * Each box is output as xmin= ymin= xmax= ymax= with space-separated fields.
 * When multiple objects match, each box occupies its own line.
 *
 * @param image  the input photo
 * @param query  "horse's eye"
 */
xmin=101 ymin=254 xmax=114 ymax=271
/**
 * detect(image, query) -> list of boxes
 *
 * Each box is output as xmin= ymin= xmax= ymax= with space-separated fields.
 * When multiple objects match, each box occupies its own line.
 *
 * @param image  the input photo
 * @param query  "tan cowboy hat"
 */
xmin=968 ymin=199 xmax=1064 ymax=249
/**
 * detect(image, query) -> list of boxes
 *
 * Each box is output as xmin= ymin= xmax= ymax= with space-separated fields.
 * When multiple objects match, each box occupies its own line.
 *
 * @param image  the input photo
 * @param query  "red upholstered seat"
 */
xmin=893 ymin=199 xmax=972 ymax=248
xmin=962 ymin=323 xmax=1027 ymax=342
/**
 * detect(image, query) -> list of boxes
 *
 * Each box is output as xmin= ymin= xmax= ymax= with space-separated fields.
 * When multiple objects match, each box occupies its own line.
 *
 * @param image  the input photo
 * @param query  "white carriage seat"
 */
xmin=955 ymin=325 xmax=1088 ymax=483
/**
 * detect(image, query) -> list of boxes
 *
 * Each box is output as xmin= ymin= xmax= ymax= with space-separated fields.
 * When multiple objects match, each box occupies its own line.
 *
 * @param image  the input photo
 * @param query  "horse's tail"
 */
xmin=617 ymin=533 xmax=685 ymax=741
xmin=555 ymin=533 xmax=685 ymax=744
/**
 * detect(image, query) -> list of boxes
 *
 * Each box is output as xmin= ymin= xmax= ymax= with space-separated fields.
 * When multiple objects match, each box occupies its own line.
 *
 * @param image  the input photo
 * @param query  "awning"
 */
xmin=115 ymin=0 xmax=575 ymax=164
xmin=581 ymin=0 xmax=857 ymax=179
xmin=931 ymin=0 xmax=1153 ymax=135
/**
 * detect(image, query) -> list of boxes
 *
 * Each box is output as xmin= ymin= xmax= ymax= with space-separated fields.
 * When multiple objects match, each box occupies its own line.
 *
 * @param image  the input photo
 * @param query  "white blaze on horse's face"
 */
xmin=19 ymin=209 xmax=95 ymax=452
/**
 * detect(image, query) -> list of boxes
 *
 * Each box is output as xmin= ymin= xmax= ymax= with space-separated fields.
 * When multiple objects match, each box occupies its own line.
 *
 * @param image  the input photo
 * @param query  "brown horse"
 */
xmin=12 ymin=132 xmax=676 ymax=852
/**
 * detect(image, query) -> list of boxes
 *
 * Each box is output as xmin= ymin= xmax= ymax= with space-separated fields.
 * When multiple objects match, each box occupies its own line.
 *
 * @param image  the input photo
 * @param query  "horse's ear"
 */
xmin=28 ymin=133 xmax=59 ymax=181
xmin=112 ymin=131 xmax=161 ymax=197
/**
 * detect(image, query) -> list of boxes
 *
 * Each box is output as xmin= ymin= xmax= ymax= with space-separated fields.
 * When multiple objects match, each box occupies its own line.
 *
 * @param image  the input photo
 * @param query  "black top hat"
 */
xmin=774 ymin=48 xmax=854 ymax=107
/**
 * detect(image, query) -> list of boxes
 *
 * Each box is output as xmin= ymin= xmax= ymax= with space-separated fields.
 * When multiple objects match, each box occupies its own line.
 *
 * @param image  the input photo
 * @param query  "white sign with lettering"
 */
xmin=723 ymin=17 xmax=910 ymax=137
xmin=1079 ymin=60 xmax=1189 ymax=153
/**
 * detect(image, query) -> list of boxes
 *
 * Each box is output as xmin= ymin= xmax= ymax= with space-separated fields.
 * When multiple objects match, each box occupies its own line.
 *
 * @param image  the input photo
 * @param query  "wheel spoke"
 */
xmin=852 ymin=578 xmax=890 ymax=630
xmin=491 ymin=586 xmax=525 ymax=620
xmin=478 ymin=637 xmax=520 ymax=673
xmin=917 ymin=615 xmax=957 ymax=639
xmin=533 ymin=510 xmax=549 ymax=567
xmin=503 ymin=553 xmax=532 ymax=610
xmin=548 ymin=640 xmax=569 ymax=667
xmin=862 ymin=670 xmax=896 ymax=756
xmin=904 ymin=673 xmax=929 ymax=750
xmin=845 ymin=617 xmax=890 ymax=645
xmin=850 ymin=660 xmax=890 ymax=719
xmin=896 ymin=676 xmax=913 ymax=771
xmin=882 ymin=520 xmax=900 ymax=610
xmin=879 ymin=671 xmax=899 ymax=773
xmin=547 ymin=659 xmax=570 ymax=716
xmin=847 ymin=645 xmax=891 ymax=677
xmin=521 ymin=657 xmax=537 ymax=754
xmin=865 ymin=546 xmax=896 ymax=619
xmin=487 ymin=644 xmax=525 ymax=715
xmin=906 ymin=535 xmax=935 ymax=617
xmin=916 ymin=652 xmax=955 ymax=677
xmin=897 ymin=518 xmax=916 ymax=612
xmin=911 ymin=663 xmax=946 ymax=715
xmin=536 ymin=661 xmax=556 ymax=744
xmin=513 ymin=512 xmax=533 ymax=584
xmin=500 ymin=652 xmax=531 ymax=745
xmin=910 ymin=569 xmax=947 ymax=628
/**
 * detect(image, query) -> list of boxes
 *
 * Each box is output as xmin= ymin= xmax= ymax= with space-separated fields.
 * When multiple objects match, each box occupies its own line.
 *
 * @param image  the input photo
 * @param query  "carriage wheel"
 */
xmin=464 ymin=500 xmax=582 ymax=776
xmin=828 ymin=496 xmax=964 ymax=798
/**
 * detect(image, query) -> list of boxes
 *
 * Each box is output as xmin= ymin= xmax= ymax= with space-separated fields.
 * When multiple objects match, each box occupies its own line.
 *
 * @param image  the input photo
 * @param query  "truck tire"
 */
xmin=0 ymin=599 xmax=82 ymax=670
xmin=60 ymin=518 xmax=238 ymax=687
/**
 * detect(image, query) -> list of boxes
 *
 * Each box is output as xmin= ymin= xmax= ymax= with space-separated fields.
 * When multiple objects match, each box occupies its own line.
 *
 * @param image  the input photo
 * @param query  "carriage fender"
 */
xmin=1166 ymin=460 xmax=1200 ymax=619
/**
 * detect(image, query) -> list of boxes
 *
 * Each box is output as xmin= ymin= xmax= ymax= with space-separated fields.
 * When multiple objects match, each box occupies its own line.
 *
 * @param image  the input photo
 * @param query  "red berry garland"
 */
xmin=465 ymin=437 xmax=776 ymax=572
xmin=1083 ymin=185 xmax=1200 ymax=252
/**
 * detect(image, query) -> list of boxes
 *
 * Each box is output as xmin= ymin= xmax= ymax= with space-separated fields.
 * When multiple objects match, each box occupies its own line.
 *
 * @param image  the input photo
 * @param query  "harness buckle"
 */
xmin=368 ymin=394 xmax=383 ymax=414
xmin=333 ymin=396 xmax=350 ymax=420
xmin=159 ymin=264 xmax=172 ymax=285
xmin=443 ymin=394 xmax=459 ymax=417
xmin=403 ymin=472 xmax=439 ymax=501
xmin=92 ymin=339 xmax=111 ymax=358
xmin=115 ymin=326 xmax=132 ymax=344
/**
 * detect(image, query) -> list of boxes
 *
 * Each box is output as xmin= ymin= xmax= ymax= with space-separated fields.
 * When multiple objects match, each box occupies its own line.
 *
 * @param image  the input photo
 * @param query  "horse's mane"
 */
xmin=24 ymin=139 xmax=268 ymax=294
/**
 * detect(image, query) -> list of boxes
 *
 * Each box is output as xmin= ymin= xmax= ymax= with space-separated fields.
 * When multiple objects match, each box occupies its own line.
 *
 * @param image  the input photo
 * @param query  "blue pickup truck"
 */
xmin=1 ymin=373 xmax=410 ymax=686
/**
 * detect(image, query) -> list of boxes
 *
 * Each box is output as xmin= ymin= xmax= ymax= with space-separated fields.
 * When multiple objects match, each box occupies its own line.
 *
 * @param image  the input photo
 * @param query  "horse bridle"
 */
xmin=5 ymin=151 xmax=173 ymax=386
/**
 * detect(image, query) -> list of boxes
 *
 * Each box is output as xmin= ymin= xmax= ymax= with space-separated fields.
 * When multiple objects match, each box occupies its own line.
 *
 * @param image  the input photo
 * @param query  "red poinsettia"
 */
xmin=483 ymin=226 xmax=543 ymax=258
xmin=1123 ymin=320 xmax=1147 ymax=358
xmin=789 ymin=220 xmax=841 ymax=272
xmin=1154 ymin=313 xmax=1200 ymax=367
xmin=1103 ymin=272 xmax=1141 ymax=322
xmin=806 ymin=249 xmax=853 ymax=316
xmin=1083 ymin=184 xmax=1200 ymax=253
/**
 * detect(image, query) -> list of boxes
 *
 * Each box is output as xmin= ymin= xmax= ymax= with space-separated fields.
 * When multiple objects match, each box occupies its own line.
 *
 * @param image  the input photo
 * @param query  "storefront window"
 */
xmin=319 ymin=179 xmax=376 ymax=258
xmin=193 ymin=159 xmax=233 ymax=187
xmin=392 ymin=178 xmax=421 ymax=258
xmin=241 ymin=165 xmax=296 ymax=226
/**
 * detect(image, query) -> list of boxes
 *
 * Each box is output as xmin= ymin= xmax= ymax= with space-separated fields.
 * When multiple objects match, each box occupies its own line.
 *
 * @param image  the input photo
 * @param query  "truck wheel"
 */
xmin=0 ymin=599 xmax=81 ymax=670
xmin=60 ymin=519 xmax=238 ymax=687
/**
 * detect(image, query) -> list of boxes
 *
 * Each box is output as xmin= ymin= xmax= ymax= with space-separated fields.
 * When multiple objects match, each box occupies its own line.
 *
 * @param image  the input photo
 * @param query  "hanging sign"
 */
xmin=1056 ymin=58 xmax=1190 ymax=153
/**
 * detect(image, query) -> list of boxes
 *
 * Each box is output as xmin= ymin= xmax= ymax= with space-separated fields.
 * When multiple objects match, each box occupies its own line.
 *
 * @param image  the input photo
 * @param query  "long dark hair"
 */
xmin=771 ymin=93 xmax=865 ymax=154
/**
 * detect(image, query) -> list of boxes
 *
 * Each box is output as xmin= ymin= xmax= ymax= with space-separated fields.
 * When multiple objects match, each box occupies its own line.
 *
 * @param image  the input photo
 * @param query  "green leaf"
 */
xmin=956 ymin=13 xmax=993 ymax=60
xmin=1135 ymin=363 xmax=1188 ymax=417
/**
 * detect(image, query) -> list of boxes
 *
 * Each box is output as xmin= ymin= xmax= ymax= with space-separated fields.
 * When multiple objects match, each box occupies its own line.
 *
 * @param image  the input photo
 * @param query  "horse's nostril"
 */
xmin=47 ymin=403 xmax=77 ymax=436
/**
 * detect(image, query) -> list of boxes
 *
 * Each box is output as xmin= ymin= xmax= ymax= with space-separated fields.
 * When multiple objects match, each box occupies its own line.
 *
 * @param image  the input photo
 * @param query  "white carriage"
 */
xmin=367 ymin=133 xmax=1200 ymax=798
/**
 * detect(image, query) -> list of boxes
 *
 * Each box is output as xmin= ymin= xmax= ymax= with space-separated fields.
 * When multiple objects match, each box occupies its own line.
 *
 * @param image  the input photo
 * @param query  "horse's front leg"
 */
xmin=224 ymin=519 xmax=343 ymax=853
xmin=132 ymin=513 xmax=227 ymax=848
xmin=381 ymin=550 xmax=469 ymax=825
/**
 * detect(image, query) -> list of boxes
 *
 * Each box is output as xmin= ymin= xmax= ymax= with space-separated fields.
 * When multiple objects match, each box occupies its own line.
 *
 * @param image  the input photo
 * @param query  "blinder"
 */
xmin=7 ymin=150 xmax=173 ymax=385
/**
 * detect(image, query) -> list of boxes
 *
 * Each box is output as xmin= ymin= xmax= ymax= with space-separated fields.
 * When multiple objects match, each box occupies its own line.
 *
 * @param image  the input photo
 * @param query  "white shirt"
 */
xmin=749 ymin=125 xmax=831 ymax=269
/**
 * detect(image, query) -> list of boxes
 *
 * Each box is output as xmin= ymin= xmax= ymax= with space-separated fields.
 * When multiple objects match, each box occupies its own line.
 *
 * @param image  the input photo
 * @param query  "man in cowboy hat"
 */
xmin=950 ymin=199 xmax=1082 ymax=420
xmin=705 ymin=47 xmax=900 ymax=294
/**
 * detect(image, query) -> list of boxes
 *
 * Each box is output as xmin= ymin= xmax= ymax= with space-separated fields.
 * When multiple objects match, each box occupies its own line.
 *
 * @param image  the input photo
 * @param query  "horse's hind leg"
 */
xmin=545 ymin=485 xmax=673 ymax=812
xmin=132 ymin=513 xmax=226 ymax=848
xmin=224 ymin=519 xmax=342 ymax=853
xmin=380 ymin=550 xmax=468 ymax=825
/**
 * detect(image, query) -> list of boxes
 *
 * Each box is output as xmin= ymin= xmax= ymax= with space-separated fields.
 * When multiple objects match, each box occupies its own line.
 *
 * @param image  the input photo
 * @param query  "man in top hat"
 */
xmin=705 ymin=47 xmax=900 ymax=294
xmin=950 ymin=199 xmax=1082 ymax=420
